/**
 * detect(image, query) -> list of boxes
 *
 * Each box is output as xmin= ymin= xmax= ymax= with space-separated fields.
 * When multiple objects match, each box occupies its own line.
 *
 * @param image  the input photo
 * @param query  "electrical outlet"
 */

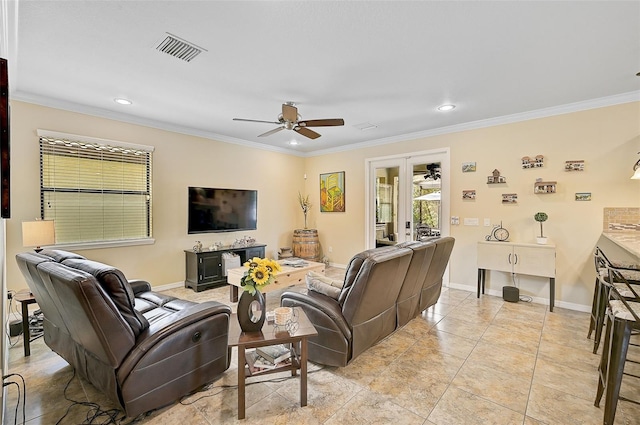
xmin=484 ymin=218 xmax=491 ymax=227
xmin=328 ymin=246 xmax=333 ymax=253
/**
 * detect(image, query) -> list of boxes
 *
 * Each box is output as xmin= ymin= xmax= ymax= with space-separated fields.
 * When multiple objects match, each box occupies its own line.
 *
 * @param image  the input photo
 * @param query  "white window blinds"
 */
xmin=39 ymin=132 xmax=153 ymax=245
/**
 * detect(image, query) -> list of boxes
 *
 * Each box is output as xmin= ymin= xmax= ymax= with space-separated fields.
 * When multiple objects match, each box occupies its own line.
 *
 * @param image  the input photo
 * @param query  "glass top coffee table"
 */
xmin=227 ymin=307 xmax=318 ymax=420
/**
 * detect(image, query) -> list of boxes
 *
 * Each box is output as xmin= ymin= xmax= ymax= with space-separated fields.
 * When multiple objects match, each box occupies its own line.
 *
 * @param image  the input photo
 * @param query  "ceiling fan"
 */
xmin=233 ymin=102 xmax=344 ymax=140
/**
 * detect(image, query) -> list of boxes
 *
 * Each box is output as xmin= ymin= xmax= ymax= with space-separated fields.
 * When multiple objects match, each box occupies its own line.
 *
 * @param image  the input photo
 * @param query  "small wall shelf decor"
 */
xmin=575 ymin=192 xmax=591 ymax=201
xmin=522 ymin=155 xmax=544 ymax=169
xmin=462 ymin=162 xmax=476 ymax=173
xmin=534 ymin=179 xmax=557 ymax=194
xmin=463 ymin=190 xmax=476 ymax=200
xmin=487 ymin=169 xmax=506 ymax=184
xmin=502 ymin=193 xmax=518 ymax=204
xmin=565 ymin=160 xmax=585 ymax=171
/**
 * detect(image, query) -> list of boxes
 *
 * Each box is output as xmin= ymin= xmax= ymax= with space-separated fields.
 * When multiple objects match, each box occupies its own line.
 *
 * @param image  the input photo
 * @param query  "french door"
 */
xmin=365 ymin=148 xmax=450 ymax=249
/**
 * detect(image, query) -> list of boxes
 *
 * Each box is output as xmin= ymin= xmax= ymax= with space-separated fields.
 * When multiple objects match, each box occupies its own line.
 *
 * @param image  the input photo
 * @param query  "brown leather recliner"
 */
xmin=281 ymin=237 xmax=455 ymax=367
xmin=281 ymin=246 xmax=413 ymax=367
xmin=15 ymin=250 xmax=231 ymax=417
xmin=418 ymin=237 xmax=455 ymax=311
xmin=395 ymin=239 xmax=437 ymax=327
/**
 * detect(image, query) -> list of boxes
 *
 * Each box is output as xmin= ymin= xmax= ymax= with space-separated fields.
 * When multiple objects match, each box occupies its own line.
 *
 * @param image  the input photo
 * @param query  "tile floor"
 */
xmin=4 ymin=267 xmax=640 ymax=424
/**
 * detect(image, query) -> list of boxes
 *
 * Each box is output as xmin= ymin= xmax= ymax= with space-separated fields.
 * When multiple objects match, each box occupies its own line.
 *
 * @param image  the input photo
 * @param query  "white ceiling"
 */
xmin=5 ymin=1 xmax=640 ymax=155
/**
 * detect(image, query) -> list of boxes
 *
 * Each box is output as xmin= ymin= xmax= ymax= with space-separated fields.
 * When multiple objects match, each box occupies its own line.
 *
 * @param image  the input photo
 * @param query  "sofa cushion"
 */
xmin=62 ymin=258 xmax=149 ymax=336
xmin=306 ymin=271 xmax=343 ymax=300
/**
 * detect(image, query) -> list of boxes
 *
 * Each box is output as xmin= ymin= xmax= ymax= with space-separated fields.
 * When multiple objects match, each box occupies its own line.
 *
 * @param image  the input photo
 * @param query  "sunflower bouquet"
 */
xmin=240 ymin=257 xmax=282 ymax=295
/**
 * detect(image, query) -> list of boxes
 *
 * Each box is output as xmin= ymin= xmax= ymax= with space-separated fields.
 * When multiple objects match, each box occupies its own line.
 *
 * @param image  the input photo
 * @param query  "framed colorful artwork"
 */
xmin=320 ymin=171 xmax=345 ymax=212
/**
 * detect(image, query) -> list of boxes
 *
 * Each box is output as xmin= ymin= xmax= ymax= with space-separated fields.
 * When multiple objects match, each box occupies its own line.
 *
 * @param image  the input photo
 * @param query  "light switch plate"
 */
xmin=464 ymin=217 xmax=479 ymax=226
xmin=451 ymin=216 xmax=460 ymax=225
xmin=484 ymin=218 xmax=491 ymax=227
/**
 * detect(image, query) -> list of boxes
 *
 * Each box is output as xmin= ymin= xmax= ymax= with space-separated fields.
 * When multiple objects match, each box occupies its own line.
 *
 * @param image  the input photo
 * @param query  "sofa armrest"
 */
xmin=281 ymin=289 xmax=351 ymax=341
xmin=117 ymin=302 xmax=231 ymax=381
xmin=281 ymin=289 xmax=352 ymax=366
xmin=128 ymin=279 xmax=151 ymax=295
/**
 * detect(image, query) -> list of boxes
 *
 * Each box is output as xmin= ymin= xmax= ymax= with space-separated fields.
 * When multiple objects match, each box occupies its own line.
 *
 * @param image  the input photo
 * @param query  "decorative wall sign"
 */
xmin=462 ymin=190 xmax=476 ymax=200
xmin=575 ymin=192 xmax=591 ymax=201
xmin=462 ymin=162 xmax=476 ymax=173
xmin=565 ymin=160 xmax=585 ymax=171
xmin=502 ymin=193 xmax=518 ymax=204
xmin=320 ymin=171 xmax=345 ymax=212
xmin=534 ymin=178 xmax=557 ymax=194
xmin=487 ymin=169 xmax=506 ymax=184
xmin=522 ymin=155 xmax=544 ymax=169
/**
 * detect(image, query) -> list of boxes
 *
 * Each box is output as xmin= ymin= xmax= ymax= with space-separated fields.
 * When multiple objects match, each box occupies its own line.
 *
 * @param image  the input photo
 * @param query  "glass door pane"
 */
xmin=375 ymin=165 xmax=400 ymax=247
xmin=411 ymin=162 xmax=442 ymax=241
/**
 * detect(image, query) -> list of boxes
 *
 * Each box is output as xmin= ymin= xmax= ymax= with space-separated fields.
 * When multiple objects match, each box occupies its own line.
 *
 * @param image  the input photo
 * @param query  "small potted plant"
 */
xmin=534 ymin=212 xmax=548 ymax=244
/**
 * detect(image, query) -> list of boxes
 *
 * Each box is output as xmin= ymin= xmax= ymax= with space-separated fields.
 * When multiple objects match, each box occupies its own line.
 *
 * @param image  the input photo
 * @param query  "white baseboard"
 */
xmin=446 ymin=281 xmax=591 ymax=313
xmin=151 ymin=281 xmax=184 ymax=292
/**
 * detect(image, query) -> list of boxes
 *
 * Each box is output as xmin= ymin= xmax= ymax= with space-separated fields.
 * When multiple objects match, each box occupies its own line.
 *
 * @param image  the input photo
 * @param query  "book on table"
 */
xmin=245 ymin=349 xmax=292 ymax=375
xmin=256 ymin=344 xmax=292 ymax=364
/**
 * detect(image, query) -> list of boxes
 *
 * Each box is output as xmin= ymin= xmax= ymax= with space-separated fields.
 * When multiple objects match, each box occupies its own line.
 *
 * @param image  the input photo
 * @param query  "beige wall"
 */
xmin=8 ymin=100 xmax=640 ymax=310
xmin=304 ymin=102 xmax=640 ymax=310
xmin=8 ymin=101 xmax=306 ymax=290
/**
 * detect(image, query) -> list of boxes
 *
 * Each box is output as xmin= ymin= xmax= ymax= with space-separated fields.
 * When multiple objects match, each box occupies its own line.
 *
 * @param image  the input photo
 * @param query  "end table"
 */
xmin=13 ymin=292 xmax=38 ymax=356
xmin=227 ymin=307 xmax=318 ymax=419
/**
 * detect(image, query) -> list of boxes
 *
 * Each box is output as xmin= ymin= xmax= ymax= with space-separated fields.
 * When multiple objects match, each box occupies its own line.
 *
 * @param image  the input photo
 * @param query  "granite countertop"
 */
xmin=602 ymin=232 xmax=640 ymax=259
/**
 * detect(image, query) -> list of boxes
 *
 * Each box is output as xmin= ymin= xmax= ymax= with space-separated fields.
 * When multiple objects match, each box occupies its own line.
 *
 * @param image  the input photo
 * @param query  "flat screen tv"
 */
xmin=188 ymin=187 xmax=257 ymax=234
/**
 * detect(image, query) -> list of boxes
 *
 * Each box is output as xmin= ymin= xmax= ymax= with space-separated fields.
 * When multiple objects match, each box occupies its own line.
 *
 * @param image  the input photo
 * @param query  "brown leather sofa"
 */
xmin=15 ymin=249 xmax=231 ymax=417
xmin=281 ymin=237 xmax=455 ymax=367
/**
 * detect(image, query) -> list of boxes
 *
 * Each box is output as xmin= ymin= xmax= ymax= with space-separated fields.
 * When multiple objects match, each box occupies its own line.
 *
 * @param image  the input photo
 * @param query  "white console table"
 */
xmin=477 ymin=241 xmax=556 ymax=311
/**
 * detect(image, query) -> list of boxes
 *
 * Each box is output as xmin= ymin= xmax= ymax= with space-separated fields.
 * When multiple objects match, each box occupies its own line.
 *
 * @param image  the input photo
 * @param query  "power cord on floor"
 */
xmin=55 ymin=369 xmax=128 ymax=425
xmin=178 ymin=364 xmax=325 ymax=406
xmin=3 ymin=372 xmax=26 ymax=425
xmin=511 ymin=273 xmax=533 ymax=303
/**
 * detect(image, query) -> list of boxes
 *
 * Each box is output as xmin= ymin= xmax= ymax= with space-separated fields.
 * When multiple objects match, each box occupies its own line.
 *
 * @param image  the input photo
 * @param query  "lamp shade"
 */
xmin=632 ymin=166 xmax=640 ymax=180
xmin=22 ymin=220 xmax=55 ymax=251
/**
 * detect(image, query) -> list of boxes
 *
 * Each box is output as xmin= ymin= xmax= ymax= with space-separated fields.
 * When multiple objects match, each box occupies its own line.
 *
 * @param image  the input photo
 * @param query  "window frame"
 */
xmin=37 ymin=129 xmax=155 ymax=250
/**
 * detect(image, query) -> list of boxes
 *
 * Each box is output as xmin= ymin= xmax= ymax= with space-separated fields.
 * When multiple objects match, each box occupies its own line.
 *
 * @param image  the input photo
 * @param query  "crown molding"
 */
xmin=11 ymin=91 xmax=307 ymax=157
xmin=12 ymin=89 xmax=639 ymax=159
xmin=307 ymin=91 xmax=640 ymax=156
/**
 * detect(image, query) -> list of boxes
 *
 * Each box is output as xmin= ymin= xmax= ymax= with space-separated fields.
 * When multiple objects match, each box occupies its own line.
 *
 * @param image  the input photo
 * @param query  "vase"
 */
xmin=237 ymin=289 xmax=266 ymax=332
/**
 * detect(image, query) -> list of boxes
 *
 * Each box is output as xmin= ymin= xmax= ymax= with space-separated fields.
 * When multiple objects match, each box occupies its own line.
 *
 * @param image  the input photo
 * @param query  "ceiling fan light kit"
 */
xmin=234 ymin=103 xmax=344 ymax=140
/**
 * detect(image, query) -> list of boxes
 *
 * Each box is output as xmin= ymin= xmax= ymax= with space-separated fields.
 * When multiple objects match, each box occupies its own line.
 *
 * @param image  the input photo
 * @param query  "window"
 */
xmin=38 ymin=130 xmax=153 ymax=247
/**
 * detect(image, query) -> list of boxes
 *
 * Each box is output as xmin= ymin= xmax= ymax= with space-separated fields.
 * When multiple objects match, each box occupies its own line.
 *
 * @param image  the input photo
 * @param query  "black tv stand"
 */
xmin=184 ymin=244 xmax=266 ymax=292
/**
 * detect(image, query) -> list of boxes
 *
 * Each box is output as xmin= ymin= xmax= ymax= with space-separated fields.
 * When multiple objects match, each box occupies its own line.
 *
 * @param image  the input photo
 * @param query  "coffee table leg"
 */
xmin=237 ymin=345 xmax=246 ymax=419
xmin=230 ymin=285 xmax=238 ymax=303
xmin=300 ymin=337 xmax=308 ymax=407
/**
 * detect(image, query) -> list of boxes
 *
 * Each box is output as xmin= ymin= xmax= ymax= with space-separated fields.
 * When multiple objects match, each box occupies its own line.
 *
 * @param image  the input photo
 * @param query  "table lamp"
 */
xmin=22 ymin=220 xmax=55 ymax=252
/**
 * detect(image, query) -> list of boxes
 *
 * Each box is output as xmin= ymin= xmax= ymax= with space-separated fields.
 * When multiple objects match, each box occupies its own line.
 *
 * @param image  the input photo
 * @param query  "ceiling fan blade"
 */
xmin=258 ymin=126 xmax=285 ymax=137
xmin=282 ymin=104 xmax=298 ymax=122
xmin=298 ymin=118 xmax=345 ymax=127
xmin=294 ymin=126 xmax=321 ymax=139
xmin=233 ymin=118 xmax=281 ymax=125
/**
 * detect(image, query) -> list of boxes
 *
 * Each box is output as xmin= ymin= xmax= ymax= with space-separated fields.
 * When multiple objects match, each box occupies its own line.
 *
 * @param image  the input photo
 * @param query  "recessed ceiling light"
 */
xmin=289 ymin=140 xmax=299 ymax=146
xmin=437 ymin=104 xmax=456 ymax=112
xmin=114 ymin=98 xmax=132 ymax=105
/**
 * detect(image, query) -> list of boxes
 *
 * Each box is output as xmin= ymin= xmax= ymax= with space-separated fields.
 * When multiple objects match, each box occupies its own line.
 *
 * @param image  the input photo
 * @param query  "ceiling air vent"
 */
xmin=155 ymin=33 xmax=206 ymax=62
